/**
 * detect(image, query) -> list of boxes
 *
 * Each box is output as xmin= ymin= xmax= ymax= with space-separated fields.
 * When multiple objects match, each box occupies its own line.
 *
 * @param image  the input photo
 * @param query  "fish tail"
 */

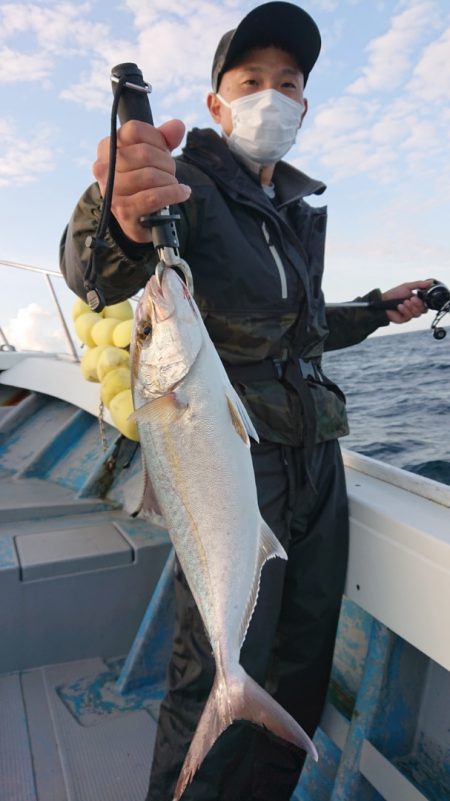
xmin=172 ymin=664 xmax=318 ymax=801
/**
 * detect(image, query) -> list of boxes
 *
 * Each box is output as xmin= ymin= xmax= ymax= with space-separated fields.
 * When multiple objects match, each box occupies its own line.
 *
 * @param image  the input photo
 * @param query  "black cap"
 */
xmin=211 ymin=2 xmax=321 ymax=92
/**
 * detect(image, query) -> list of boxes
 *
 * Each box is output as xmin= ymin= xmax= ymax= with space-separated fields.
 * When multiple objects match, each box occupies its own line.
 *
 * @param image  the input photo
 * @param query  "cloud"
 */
xmin=1 ymin=0 xmax=449 ymax=192
xmin=295 ymin=2 xmax=450 ymax=187
xmin=313 ymin=0 xmax=340 ymax=10
xmin=347 ymin=0 xmax=440 ymax=95
xmin=0 ymin=119 xmax=56 ymax=186
xmin=0 ymin=45 xmax=51 ymax=82
xmin=290 ymin=1 xmax=450 ymax=289
xmin=4 ymin=303 xmax=66 ymax=352
xmin=327 ymin=213 xmax=449 ymax=267
xmin=409 ymin=25 xmax=450 ymax=101
xmin=59 ymin=0 xmax=244 ymax=114
xmin=0 ymin=1 xmax=120 ymax=84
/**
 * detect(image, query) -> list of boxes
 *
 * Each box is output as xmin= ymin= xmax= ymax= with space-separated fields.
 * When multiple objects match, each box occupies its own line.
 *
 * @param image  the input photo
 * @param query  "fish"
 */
xmin=130 ymin=264 xmax=318 ymax=800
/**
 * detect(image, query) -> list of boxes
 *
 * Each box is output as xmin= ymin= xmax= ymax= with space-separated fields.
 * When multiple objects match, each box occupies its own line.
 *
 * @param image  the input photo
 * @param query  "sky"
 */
xmin=1 ymin=0 xmax=450 ymax=353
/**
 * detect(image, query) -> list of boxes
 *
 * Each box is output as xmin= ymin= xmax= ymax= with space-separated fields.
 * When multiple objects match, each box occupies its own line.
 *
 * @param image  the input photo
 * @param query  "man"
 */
xmin=60 ymin=4 xmax=429 ymax=799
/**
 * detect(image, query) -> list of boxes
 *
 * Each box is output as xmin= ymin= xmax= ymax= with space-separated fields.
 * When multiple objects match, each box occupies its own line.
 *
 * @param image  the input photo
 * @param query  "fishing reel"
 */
xmin=326 ymin=278 xmax=450 ymax=340
xmin=416 ymin=280 xmax=450 ymax=340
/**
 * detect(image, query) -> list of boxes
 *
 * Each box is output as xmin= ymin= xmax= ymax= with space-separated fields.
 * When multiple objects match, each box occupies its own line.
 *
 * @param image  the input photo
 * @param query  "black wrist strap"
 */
xmin=84 ymin=73 xmax=128 ymax=312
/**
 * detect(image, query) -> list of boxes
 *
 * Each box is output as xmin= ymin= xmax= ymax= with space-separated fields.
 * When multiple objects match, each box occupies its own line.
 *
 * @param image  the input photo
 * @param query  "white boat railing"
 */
xmin=342 ymin=448 xmax=450 ymax=509
xmin=1 ymin=259 xmax=80 ymax=361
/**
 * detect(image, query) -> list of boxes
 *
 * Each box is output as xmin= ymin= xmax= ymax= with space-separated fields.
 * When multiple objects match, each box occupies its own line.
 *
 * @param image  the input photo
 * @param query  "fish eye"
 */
xmin=139 ymin=324 xmax=152 ymax=339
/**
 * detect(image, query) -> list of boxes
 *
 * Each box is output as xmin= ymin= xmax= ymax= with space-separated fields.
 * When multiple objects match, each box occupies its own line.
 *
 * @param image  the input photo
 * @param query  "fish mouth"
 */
xmin=149 ymin=260 xmax=195 ymax=324
xmin=155 ymin=259 xmax=194 ymax=295
xmin=148 ymin=273 xmax=174 ymax=324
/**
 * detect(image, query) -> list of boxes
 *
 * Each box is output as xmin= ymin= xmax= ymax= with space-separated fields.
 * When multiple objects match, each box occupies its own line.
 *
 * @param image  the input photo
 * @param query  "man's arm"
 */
xmin=60 ymin=182 xmax=158 ymax=304
xmin=324 ymin=289 xmax=388 ymax=351
xmin=60 ymin=119 xmax=191 ymax=304
xmin=324 ymin=281 xmax=432 ymax=351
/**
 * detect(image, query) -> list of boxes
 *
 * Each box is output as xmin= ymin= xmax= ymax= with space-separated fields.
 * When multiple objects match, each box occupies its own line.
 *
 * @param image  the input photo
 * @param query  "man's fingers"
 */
xmin=116 ymin=120 xmax=166 ymax=148
xmin=92 ymin=158 xmax=108 ymax=192
xmin=113 ymin=142 xmax=177 ymax=175
xmin=386 ymin=295 xmax=428 ymax=324
xmin=93 ymin=141 xmax=178 ymax=194
xmin=115 ymin=118 xmax=185 ymax=152
xmin=402 ymin=279 xmax=435 ymax=291
xmin=112 ymin=183 xmax=191 ymax=229
xmin=110 ymin=166 xmax=180 ymax=196
xmin=92 ymin=117 xmax=189 ymax=241
xmin=405 ymin=297 xmax=427 ymax=317
xmin=96 ymin=135 xmax=111 ymax=160
xmin=158 ymin=119 xmax=186 ymax=152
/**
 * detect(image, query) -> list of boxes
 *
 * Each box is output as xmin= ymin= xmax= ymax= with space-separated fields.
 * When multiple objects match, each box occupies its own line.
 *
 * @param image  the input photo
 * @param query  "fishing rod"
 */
xmin=84 ymin=62 xmax=192 ymax=312
xmin=326 ymin=279 xmax=450 ymax=340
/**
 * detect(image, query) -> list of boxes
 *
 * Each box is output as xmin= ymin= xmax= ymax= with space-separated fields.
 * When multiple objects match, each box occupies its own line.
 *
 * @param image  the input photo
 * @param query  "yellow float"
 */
xmin=103 ymin=300 xmax=133 ymax=321
xmin=74 ymin=312 xmax=103 ymax=348
xmin=100 ymin=366 xmax=131 ymax=408
xmin=109 ymin=389 xmax=139 ymax=442
xmin=96 ymin=346 xmax=130 ymax=382
xmin=73 ymin=298 xmax=139 ymax=441
xmin=91 ymin=317 xmax=123 ymax=347
xmin=112 ymin=318 xmax=134 ymax=349
xmin=80 ymin=345 xmax=108 ymax=382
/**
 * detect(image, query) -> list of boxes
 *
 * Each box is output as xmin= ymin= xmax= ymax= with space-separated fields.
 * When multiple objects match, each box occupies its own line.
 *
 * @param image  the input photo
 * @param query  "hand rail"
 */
xmin=342 ymin=447 xmax=450 ymax=509
xmin=1 ymin=259 xmax=79 ymax=361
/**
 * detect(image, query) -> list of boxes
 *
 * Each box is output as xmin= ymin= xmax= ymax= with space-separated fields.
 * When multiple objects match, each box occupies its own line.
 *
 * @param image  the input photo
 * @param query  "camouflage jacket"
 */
xmin=60 ymin=127 xmax=389 ymax=446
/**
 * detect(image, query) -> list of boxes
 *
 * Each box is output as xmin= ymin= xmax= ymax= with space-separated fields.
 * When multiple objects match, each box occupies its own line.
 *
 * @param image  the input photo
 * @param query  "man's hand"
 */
xmin=382 ymin=280 xmax=434 ymax=324
xmin=92 ymin=119 xmax=191 ymax=244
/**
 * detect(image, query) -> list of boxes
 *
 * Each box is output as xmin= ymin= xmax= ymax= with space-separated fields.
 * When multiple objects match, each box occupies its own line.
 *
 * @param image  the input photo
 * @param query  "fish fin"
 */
xmin=226 ymin=395 xmax=250 ymax=446
xmin=129 ymin=451 xmax=162 ymax=518
xmin=130 ymin=392 xmax=188 ymax=426
xmin=238 ymin=518 xmax=287 ymax=648
xmin=259 ymin=518 xmax=287 ymax=562
xmin=172 ymin=670 xmax=230 ymax=801
xmin=172 ymin=664 xmax=317 ymax=801
xmin=226 ymin=388 xmax=259 ymax=446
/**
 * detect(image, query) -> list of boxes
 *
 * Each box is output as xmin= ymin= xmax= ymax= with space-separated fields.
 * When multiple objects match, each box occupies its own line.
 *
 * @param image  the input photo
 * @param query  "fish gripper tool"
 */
xmin=110 ymin=62 xmax=193 ymax=290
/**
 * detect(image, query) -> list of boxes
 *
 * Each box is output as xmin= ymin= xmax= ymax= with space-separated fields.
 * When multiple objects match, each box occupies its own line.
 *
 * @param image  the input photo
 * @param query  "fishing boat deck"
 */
xmin=1 ymin=657 xmax=157 ymax=801
xmin=1 ymin=351 xmax=449 ymax=801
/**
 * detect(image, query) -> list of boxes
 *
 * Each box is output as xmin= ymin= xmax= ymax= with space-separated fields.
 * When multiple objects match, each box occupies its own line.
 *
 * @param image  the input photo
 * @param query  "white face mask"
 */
xmin=217 ymin=88 xmax=305 ymax=165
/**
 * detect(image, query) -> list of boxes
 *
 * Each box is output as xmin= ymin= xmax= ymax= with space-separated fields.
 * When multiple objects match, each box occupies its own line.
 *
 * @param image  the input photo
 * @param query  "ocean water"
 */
xmin=322 ymin=327 xmax=450 ymax=486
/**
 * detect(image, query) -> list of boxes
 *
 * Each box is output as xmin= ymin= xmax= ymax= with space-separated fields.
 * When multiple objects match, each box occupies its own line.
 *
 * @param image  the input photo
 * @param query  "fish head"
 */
xmin=131 ymin=265 xmax=203 ymax=400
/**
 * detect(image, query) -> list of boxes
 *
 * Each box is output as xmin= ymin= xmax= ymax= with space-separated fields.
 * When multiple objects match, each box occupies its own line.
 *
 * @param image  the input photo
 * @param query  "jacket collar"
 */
xmin=273 ymin=161 xmax=326 ymax=208
xmin=181 ymin=128 xmax=326 ymax=208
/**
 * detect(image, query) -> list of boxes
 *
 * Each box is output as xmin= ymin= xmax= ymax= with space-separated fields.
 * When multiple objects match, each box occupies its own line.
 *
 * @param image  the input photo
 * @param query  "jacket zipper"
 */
xmin=262 ymin=221 xmax=288 ymax=299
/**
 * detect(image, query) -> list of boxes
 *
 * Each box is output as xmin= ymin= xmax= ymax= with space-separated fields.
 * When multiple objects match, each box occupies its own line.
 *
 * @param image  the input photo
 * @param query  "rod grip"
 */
xmin=111 ymin=62 xmax=153 ymax=125
xmin=370 ymin=298 xmax=409 ymax=311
